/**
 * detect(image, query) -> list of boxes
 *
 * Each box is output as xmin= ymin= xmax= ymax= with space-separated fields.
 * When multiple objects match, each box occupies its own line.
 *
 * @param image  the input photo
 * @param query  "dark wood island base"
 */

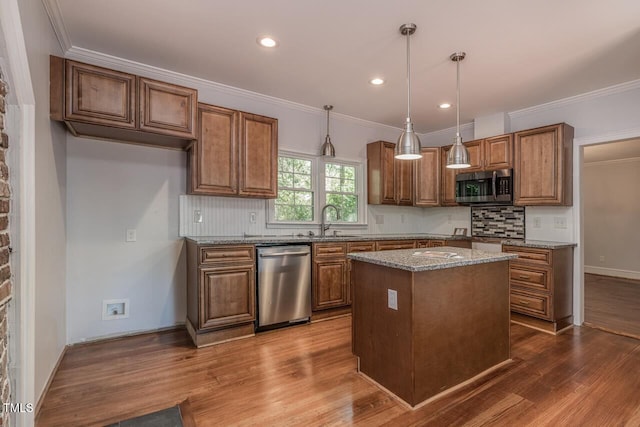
xmin=351 ymin=256 xmax=512 ymax=407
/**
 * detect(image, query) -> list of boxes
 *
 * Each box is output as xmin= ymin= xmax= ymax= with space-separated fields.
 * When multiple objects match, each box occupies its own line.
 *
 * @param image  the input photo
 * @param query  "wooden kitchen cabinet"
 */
xmin=514 ymin=123 xmax=573 ymax=206
xmin=440 ymin=145 xmax=458 ymax=206
xmin=414 ymin=147 xmax=440 ymax=207
xmin=188 ymin=104 xmax=278 ymax=198
xmin=50 ymin=56 xmax=198 ymax=149
xmin=375 ymin=240 xmax=416 ymax=251
xmin=416 ymin=239 xmax=472 ymax=249
xmin=462 ymin=139 xmax=484 ymax=172
xmin=503 ymin=244 xmax=574 ymax=334
xmin=186 ymin=242 xmax=256 ymax=347
xmin=346 ymin=241 xmax=376 ymax=304
xmin=463 ymin=134 xmax=513 ymax=172
xmin=312 ymin=243 xmax=348 ymax=311
xmin=367 ymin=141 xmax=414 ymax=206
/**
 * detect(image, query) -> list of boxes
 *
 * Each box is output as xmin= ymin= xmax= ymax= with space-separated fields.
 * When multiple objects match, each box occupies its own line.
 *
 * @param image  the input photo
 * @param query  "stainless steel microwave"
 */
xmin=455 ymin=169 xmax=513 ymax=205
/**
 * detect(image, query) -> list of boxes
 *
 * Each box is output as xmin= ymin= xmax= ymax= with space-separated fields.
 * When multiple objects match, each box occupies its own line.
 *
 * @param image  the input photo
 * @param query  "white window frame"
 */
xmin=267 ymin=151 xmax=367 ymax=228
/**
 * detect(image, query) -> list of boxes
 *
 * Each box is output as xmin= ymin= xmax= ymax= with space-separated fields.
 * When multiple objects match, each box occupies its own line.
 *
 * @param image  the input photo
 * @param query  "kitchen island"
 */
xmin=349 ymin=247 xmax=517 ymax=407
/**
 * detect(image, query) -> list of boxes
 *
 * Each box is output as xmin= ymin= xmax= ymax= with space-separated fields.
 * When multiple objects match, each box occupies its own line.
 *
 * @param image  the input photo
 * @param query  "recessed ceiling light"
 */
xmin=370 ymin=78 xmax=385 ymax=85
xmin=257 ymin=36 xmax=278 ymax=48
xmin=439 ymin=103 xmax=452 ymax=109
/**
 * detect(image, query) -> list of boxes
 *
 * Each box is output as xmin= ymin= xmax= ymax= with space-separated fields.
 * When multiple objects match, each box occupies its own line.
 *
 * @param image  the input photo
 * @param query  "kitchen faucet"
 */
xmin=320 ymin=204 xmax=340 ymax=237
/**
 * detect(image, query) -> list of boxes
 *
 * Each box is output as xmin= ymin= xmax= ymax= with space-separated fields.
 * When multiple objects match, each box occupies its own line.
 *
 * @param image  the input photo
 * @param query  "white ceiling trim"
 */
xmin=41 ymin=0 xmax=71 ymax=52
xmin=509 ymin=79 xmax=640 ymax=119
xmin=574 ymin=126 xmax=640 ymax=147
xmin=584 ymin=156 xmax=640 ymax=166
xmin=64 ymin=46 xmax=403 ymax=133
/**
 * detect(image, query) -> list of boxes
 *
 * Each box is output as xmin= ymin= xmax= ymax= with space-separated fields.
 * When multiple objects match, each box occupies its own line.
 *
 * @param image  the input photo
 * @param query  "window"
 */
xmin=274 ymin=155 xmax=314 ymax=222
xmin=268 ymin=152 xmax=365 ymax=226
xmin=324 ymin=162 xmax=358 ymax=222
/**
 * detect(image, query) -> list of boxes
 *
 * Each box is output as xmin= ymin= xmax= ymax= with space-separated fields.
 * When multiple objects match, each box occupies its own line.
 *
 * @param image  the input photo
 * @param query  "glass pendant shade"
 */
xmin=447 ymin=135 xmax=470 ymax=168
xmin=395 ymin=119 xmax=422 ymax=160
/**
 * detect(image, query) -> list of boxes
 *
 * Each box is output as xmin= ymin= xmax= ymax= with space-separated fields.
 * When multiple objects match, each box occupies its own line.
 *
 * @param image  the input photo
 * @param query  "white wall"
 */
xmin=583 ymin=158 xmax=640 ymax=279
xmin=17 ymin=0 xmax=67 ymax=404
xmin=66 ymin=139 xmax=186 ymax=343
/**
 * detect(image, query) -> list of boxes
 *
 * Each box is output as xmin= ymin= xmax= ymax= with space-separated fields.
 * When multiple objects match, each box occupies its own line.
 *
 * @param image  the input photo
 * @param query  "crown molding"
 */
xmin=65 ymin=46 xmax=402 ymax=133
xmin=509 ymin=79 xmax=640 ymax=119
xmin=41 ymin=0 xmax=72 ymax=53
xmin=574 ymin=126 xmax=640 ymax=147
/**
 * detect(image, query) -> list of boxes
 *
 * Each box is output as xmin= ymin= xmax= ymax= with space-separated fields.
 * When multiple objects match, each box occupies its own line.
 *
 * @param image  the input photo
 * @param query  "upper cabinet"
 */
xmin=463 ymin=134 xmax=513 ymax=172
xmin=514 ymin=123 xmax=573 ymax=206
xmin=414 ymin=147 xmax=440 ymax=207
xmin=440 ymin=145 xmax=458 ymax=206
xmin=50 ymin=56 xmax=197 ymax=149
xmin=188 ymin=103 xmax=278 ymax=199
xmin=367 ymin=141 xmax=414 ymax=206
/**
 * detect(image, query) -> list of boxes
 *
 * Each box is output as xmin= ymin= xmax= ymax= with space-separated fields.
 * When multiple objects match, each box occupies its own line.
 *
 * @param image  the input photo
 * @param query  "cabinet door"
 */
xmin=238 ymin=112 xmax=278 ymax=198
xmin=514 ymin=124 xmax=572 ymax=206
xmin=463 ymin=139 xmax=484 ymax=172
xmin=189 ymin=103 xmax=238 ymax=195
xmin=312 ymin=258 xmax=348 ymax=310
xmin=64 ymin=59 xmax=136 ymax=128
xmin=484 ymin=134 xmax=513 ymax=170
xmin=375 ymin=240 xmax=416 ymax=251
xmin=395 ymin=157 xmax=414 ymax=205
xmin=199 ymin=264 xmax=256 ymax=329
xmin=414 ymin=147 xmax=440 ymax=207
xmin=139 ymin=77 xmax=197 ymax=139
xmin=440 ymin=146 xmax=458 ymax=206
xmin=367 ymin=141 xmax=397 ymax=205
xmin=381 ymin=142 xmax=397 ymax=204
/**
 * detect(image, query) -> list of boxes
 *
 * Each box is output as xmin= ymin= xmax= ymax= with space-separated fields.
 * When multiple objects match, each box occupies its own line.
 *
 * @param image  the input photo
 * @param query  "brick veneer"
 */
xmin=0 ymin=68 xmax=12 ymax=426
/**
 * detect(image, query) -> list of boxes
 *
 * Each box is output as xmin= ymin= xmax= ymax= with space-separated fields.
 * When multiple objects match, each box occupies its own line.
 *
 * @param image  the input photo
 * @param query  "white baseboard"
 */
xmin=584 ymin=266 xmax=640 ymax=281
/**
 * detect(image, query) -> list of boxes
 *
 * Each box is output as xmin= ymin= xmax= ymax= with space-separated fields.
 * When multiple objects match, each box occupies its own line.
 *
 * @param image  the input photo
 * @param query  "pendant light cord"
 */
xmin=326 ymin=108 xmax=330 ymax=137
xmin=456 ymin=57 xmax=460 ymax=138
xmin=406 ymin=30 xmax=411 ymax=120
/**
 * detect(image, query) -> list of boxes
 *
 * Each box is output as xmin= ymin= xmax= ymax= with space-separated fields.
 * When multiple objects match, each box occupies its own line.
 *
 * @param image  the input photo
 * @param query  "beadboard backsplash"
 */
xmin=471 ymin=206 xmax=525 ymax=239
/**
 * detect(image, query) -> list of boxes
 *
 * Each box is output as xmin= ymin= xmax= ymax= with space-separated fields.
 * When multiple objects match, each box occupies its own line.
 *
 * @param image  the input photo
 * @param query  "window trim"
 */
xmin=266 ymin=151 xmax=367 ymax=228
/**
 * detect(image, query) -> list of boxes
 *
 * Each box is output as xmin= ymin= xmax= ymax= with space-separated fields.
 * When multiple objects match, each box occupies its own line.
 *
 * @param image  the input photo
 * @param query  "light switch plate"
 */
xmin=126 ymin=229 xmax=137 ymax=242
xmin=388 ymin=289 xmax=398 ymax=310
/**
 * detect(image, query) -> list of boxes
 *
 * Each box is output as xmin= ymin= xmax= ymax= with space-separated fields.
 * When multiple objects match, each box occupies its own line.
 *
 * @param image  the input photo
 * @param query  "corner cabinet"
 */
xmin=50 ymin=56 xmax=197 ymax=149
xmin=414 ymin=147 xmax=441 ymax=207
xmin=514 ymin=123 xmax=573 ymax=206
xmin=188 ymin=103 xmax=278 ymax=198
xmin=186 ymin=242 xmax=256 ymax=347
xmin=367 ymin=141 xmax=414 ymax=206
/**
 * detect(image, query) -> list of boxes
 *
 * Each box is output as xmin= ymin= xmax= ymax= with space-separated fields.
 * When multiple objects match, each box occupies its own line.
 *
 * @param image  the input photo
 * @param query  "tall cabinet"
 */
xmin=367 ymin=141 xmax=414 ymax=206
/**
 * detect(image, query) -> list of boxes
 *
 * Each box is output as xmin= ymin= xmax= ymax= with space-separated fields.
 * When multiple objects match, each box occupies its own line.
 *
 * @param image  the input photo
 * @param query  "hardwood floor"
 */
xmin=584 ymin=273 xmax=640 ymax=339
xmin=36 ymin=317 xmax=640 ymax=426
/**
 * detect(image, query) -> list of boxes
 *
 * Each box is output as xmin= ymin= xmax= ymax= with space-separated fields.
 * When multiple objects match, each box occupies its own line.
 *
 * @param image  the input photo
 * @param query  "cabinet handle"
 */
xmin=518 ymin=300 xmax=530 ymax=305
xmin=519 ymin=275 xmax=531 ymax=280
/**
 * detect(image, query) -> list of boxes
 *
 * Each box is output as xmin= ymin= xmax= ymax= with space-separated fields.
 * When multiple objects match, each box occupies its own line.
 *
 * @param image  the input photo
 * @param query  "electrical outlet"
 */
xmin=388 ymin=289 xmax=398 ymax=310
xmin=193 ymin=209 xmax=203 ymax=223
xmin=599 ymin=255 xmax=605 ymax=263
xmin=125 ymin=229 xmax=137 ymax=242
xmin=249 ymin=212 xmax=257 ymax=224
xmin=554 ymin=217 xmax=567 ymax=229
xmin=532 ymin=217 xmax=542 ymax=229
xmin=102 ymin=299 xmax=130 ymax=320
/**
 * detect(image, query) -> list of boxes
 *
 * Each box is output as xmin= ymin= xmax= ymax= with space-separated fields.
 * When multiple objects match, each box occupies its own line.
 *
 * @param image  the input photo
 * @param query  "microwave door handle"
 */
xmin=492 ymin=171 xmax=497 ymax=201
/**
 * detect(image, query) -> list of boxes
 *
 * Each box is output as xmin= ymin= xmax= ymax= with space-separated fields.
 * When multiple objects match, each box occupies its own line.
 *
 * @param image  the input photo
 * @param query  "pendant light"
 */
xmin=395 ymin=23 xmax=422 ymax=160
xmin=446 ymin=52 xmax=470 ymax=169
xmin=321 ymin=105 xmax=336 ymax=157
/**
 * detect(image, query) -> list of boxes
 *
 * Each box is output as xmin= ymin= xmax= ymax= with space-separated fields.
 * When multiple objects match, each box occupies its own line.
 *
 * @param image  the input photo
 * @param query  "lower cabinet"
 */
xmin=375 ymin=240 xmax=417 ymax=251
xmin=502 ymin=244 xmax=574 ymax=334
xmin=312 ymin=243 xmax=348 ymax=311
xmin=186 ymin=241 xmax=256 ymax=347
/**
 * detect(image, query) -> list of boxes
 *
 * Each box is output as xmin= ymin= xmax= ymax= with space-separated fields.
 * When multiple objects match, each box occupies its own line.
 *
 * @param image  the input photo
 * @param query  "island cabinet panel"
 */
xmin=346 ymin=241 xmax=376 ymax=304
xmin=312 ymin=243 xmax=349 ymax=311
xmin=186 ymin=241 xmax=256 ymax=347
xmin=514 ymin=123 xmax=573 ymax=206
xmin=139 ymin=77 xmax=197 ymax=139
xmin=440 ymin=145 xmax=458 ymax=206
xmin=503 ymin=244 xmax=574 ymax=334
xmin=238 ymin=112 xmax=278 ymax=198
xmin=414 ymin=147 xmax=440 ymax=207
xmin=189 ymin=104 xmax=238 ymax=195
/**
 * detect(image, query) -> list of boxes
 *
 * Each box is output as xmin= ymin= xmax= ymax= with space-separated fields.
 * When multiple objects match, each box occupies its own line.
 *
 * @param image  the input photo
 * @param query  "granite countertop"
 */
xmin=501 ymin=239 xmax=577 ymax=249
xmin=348 ymin=247 xmax=517 ymax=272
xmin=186 ymin=233 xmax=471 ymax=245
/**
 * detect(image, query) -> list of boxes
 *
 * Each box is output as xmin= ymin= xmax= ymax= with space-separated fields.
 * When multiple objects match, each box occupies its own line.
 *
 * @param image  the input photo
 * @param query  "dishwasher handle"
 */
xmin=259 ymin=251 xmax=310 ymax=257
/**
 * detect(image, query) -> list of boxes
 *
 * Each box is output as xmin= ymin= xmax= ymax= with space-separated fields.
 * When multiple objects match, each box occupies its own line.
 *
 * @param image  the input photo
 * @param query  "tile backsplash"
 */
xmin=471 ymin=206 xmax=525 ymax=239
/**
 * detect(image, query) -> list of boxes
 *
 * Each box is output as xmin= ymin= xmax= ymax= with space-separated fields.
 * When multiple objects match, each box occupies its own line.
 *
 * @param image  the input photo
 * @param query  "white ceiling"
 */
xmin=47 ymin=0 xmax=640 ymax=132
xmin=584 ymin=139 xmax=640 ymax=163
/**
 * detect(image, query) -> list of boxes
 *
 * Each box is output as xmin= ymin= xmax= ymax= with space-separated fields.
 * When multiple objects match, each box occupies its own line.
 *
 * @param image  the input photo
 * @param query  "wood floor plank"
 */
xmin=36 ymin=316 xmax=640 ymax=426
xmin=585 ymin=273 xmax=640 ymax=339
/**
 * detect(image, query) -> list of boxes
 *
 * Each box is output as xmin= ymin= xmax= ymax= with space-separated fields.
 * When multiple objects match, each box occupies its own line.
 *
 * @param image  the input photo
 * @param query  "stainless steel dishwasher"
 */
xmin=256 ymin=245 xmax=311 ymax=329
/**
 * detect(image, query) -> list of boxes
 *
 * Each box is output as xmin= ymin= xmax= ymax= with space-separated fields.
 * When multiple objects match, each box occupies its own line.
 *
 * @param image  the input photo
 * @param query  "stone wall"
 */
xmin=0 ymin=68 xmax=12 ymax=427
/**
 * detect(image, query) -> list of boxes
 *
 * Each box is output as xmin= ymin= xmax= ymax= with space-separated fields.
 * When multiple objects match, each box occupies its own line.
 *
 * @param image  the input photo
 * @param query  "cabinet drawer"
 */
xmin=510 ymin=290 xmax=550 ymax=319
xmin=376 ymin=240 xmax=416 ymax=251
xmin=510 ymin=266 xmax=550 ymax=291
xmin=314 ymin=243 xmax=347 ymax=258
xmin=347 ymin=241 xmax=375 ymax=253
xmin=503 ymin=245 xmax=551 ymax=266
xmin=200 ymin=245 xmax=255 ymax=264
